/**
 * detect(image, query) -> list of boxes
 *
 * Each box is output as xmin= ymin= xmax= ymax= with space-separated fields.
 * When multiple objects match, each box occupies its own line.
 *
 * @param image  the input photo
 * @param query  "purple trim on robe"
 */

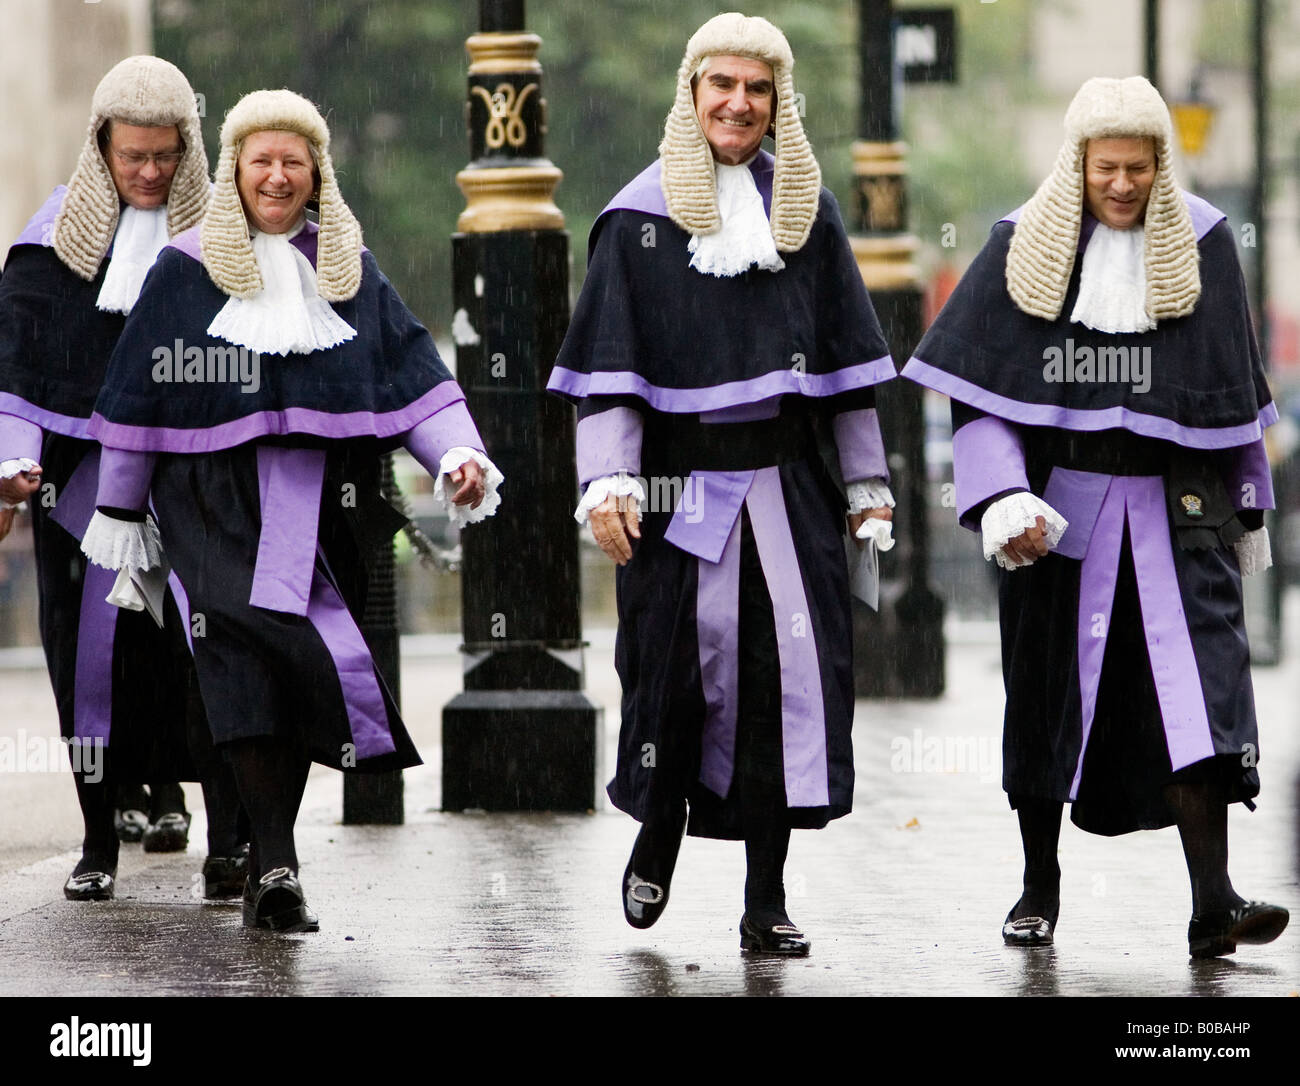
xmin=167 ymin=220 xmax=331 ymax=265
xmin=402 ymin=400 xmax=487 ymax=478
xmin=696 ymin=513 xmax=742 ymax=797
xmin=87 ymin=381 xmax=466 ymax=454
xmin=997 ymin=191 xmax=1225 ymax=243
xmin=0 ymin=412 xmax=44 ymax=462
xmin=951 ymin=415 xmax=1029 ymax=526
xmin=548 ymin=355 xmax=896 ymax=414
xmin=599 ymin=153 xmax=777 ymax=223
xmin=250 ymin=447 xmax=326 ymax=616
xmin=11 ymin=187 xmax=66 ymax=249
xmin=576 ymin=406 xmax=643 ymax=485
xmin=95 ymin=447 xmax=156 ymax=512
xmin=903 ymin=357 xmax=1276 ymax=450
xmin=168 ymin=570 xmax=194 ymax=655
xmin=1069 ymin=476 xmax=1216 ymax=798
xmin=665 ymin=470 xmax=753 ymax=564
xmin=833 ymin=408 xmax=889 ymax=483
xmin=1042 ymin=467 xmax=1111 ymax=561
xmin=49 ymin=448 xmax=100 ymax=542
xmin=305 ymin=568 xmax=395 ymax=760
xmin=744 ymin=467 xmax=830 ymax=808
xmin=73 ymin=561 xmax=119 ymax=744
xmin=1224 ymin=439 xmax=1275 ymax=512
xmin=0 ymin=391 xmax=91 ymax=440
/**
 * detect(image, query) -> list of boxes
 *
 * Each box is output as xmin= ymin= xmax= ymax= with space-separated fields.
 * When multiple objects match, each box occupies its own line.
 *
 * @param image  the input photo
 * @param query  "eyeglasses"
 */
xmin=110 ymin=147 xmax=184 ymax=169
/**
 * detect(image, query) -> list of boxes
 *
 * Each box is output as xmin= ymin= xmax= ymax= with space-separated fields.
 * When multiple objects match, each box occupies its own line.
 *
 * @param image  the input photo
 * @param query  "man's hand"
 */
xmin=848 ymin=506 xmax=892 ymax=550
xmin=590 ymin=492 xmax=641 ymax=565
xmin=445 ymin=459 xmax=485 ymax=509
xmin=0 ymin=466 xmax=41 ymax=507
xmin=1000 ymin=515 xmax=1050 ymax=566
xmin=0 ymin=506 xmax=14 ymax=543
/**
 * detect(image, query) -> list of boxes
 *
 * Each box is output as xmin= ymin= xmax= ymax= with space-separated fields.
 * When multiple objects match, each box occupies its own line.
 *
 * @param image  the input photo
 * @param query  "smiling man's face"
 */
xmin=694 ymin=55 xmax=774 ymax=166
xmin=1083 ymin=137 xmax=1156 ymax=231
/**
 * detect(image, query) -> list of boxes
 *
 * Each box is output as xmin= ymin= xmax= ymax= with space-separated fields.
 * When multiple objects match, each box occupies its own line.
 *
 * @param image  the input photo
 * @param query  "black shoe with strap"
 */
xmin=242 ymin=867 xmax=319 ymax=933
xmin=1188 ymin=900 xmax=1288 ymax=959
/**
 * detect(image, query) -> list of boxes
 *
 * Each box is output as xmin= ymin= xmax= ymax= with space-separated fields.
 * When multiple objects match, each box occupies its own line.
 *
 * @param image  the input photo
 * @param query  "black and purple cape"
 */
xmin=0 ymin=188 xmax=196 ymax=776
xmin=548 ymin=153 xmax=894 ymax=837
xmin=901 ymin=195 xmax=1275 ymax=834
xmin=87 ymin=224 xmax=482 ymax=771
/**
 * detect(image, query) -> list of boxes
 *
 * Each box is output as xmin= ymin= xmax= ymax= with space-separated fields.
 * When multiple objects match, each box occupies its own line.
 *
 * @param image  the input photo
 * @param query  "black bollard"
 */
xmin=441 ymin=0 xmax=602 ymax=811
xmin=849 ymin=0 xmax=945 ymax=697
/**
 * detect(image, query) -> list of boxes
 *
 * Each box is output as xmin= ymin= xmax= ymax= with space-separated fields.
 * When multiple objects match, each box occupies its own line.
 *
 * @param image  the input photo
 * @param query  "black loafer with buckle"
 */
xmin=242 ymin=867 xmax=319 ymax=933
xmin=64 ymin=870 xmax=115 ymax=901
xmin=203 ymin=843 xmax=250 ymax=900
xmin=142 ymin=811 xmax=191 ymax=853
xmin=622 ymin=860 xmax=669 ymax=929
xmin=114 ymin=808 xmax=149 ymax=844
xmin=739 ymin=913 xmax=811 ymax=956
xmin=1002 ymin=898 xmax=1059 ymax=947
xmin=1188 ymin=900 xmax=1289 ymax=959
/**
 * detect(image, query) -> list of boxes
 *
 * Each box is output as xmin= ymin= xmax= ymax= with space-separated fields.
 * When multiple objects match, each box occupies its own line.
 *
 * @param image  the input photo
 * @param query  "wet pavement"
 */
xmin=0 ymin=608 xmax=1297 ymax=1000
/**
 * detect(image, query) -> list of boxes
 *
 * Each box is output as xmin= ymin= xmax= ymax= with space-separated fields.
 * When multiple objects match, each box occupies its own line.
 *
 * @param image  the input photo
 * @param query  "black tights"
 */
xmin=1011 ymin=777 xmax=1242 ymax=918
xmin=744 ymin=817 xmax=792 ymax=929
xmin=71 ymin=769 xmax=119 ymax=878
xmin=223 ymin=738 xmax=310 ymax=883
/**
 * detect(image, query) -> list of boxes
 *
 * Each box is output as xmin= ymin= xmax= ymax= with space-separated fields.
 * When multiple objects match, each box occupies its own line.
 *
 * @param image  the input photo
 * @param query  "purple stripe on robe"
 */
xmin=903 ymin=357 xmax=1276 ymax=450
xmin=744 ymin=467 xmax=830 ymax=808
xmin=251 ymin=446 xmax=326 ymax=616
xmin=1042 ymin=467 xmax=1110 ymax=561
xmin=0 ymin=412 xmax=44 ymax=462
xmin=1070 ymin=478 xmax=1124 ymax=799
xmin=87 ymin=381 xmax=466 ymax=454
xmin=73 ymin=561 xmax=119 ymax=744
xmin=49 ymin=448 xmax=100 ymax=542
xmin=11 ymin=187 xmax=66 ymax=249
xmin=833 ymin=407 xmax=889 ymax=483
xmin=696 ymin=513 xmax=742 ymax=797
xmin=305 ymin=568 xmax=395 ymax=760
xmin=952 ymin=415 xmax=1029 ymax=526
xmin=94 ymin=447 xmax=156 ymax=512
xmin=0 ymin=391 xmax=91 ymax=440
xmin=1069 ymin=476 xmax=1216 ymax=797
xmin=168 ymin=570 xmax=194 ymax=655
xmin=1123 ymin=477 xmax=1216 ymax=770
xmin=576 ymin=407 xmax=643 ymax=485
xmin=548 ymin=355 xmax=897 ymax=414
xmin=1224 ymin=439 xmax=1275 ymax=511
xmin=402 ymin=400 xmax=487 ymax=478
xmin=665 ymin=470 xmax=753 ymax=564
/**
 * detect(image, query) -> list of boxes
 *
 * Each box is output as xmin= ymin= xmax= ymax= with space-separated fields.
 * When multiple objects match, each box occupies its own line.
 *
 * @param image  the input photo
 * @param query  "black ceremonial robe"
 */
xmin=902 ymin=194 xmax=1274 ymax=835
xmin=89 ymin=224 xmax=477 ymax=772
xmin=549 ymin=154 xmax=895 ymax=838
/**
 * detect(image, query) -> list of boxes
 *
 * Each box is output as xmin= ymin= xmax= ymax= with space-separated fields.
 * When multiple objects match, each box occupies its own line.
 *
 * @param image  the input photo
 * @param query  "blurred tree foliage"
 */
xmin=154 ymin=0 xmax=1037 ymax=334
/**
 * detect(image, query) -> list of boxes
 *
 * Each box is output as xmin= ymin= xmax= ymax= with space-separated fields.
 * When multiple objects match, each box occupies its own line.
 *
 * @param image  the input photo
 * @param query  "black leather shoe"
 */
xmin=64 ymin=871 xmax=115 ymax=901
xmin=142 ymin=811 xmax=191 ymax=853
xmin=114 ymin=808 xmax=148 ymax=843
xmin=242 ymin=868 xmax=319 ymax=933
xmin=203 ymin=844 xmax=250 ymax=900
xmin=1002 ymin=899 xmax=1059 ymax=947
xmin=1188 ymin=901 xmax=1289 ymax=959
xmin=739 ymin=913 xmax=811 ymax=956
xmin=621 ymin=814 xmax=687 ymax=930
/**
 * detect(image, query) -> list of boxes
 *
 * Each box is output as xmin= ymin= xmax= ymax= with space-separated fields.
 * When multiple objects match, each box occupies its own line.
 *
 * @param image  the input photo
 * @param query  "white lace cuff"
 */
xmin=981 ymin=492 xmax=1068 ymax=571
xmin=846 ymin=477 xmax=895 ymax=514
xmin=433 ymin=447 xmax=504 ymax=529
xmin=574 ymin=473 xmax=646 ymax=526
xmin=1234 ymin=527 xmax=1272 ymax=576
xmin=80 ymin=510 xmax=164 ymax=573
